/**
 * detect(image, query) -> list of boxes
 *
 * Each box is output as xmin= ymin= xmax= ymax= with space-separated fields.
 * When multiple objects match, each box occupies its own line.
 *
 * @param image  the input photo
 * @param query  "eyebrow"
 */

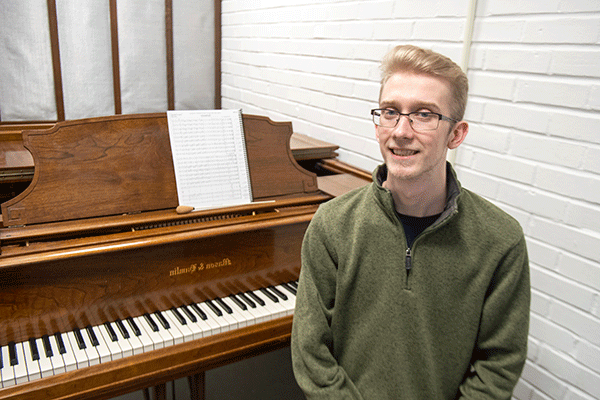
xmin=379 ymin=101 xmax=443 ymax=114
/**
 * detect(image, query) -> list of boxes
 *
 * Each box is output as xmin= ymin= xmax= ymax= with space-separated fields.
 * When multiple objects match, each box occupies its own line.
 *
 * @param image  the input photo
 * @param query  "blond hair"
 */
xmin=379 ymin=45 xmax=468 ymax=121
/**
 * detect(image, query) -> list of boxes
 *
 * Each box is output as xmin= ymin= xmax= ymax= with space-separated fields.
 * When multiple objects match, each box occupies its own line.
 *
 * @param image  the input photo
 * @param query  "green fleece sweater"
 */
xmin=291 ymin=163 xmax=530 ymax=400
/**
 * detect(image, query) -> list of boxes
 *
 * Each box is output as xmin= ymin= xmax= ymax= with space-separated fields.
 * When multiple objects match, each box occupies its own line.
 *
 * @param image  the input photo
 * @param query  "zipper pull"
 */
xmin=405 ymin=248 xmax=412 ymax=272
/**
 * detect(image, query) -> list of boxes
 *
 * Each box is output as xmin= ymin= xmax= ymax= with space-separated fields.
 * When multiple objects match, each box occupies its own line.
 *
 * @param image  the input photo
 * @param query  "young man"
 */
xmin=291 ymin=45 xmax=530 ymax=399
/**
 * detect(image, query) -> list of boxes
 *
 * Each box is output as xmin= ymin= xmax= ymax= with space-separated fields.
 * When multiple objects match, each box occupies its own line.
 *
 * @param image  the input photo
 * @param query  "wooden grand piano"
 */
xmin=0 ymin=113 xmax=370 ymax=400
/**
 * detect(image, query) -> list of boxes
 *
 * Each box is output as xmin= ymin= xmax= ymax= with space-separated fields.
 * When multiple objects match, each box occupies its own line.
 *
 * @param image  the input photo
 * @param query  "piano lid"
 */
xmin=1 ymin=113 xmax=318 ymax=227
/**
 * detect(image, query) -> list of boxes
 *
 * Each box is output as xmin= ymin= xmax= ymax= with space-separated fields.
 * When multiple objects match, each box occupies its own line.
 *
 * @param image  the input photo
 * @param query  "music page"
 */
xmin=167 ymin=109 xmax=252 ymax=210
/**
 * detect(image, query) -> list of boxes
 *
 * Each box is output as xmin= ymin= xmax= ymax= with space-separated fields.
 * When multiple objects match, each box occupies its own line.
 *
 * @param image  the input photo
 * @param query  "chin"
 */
xmin=386 ymin=164 xmax=420 ymax=181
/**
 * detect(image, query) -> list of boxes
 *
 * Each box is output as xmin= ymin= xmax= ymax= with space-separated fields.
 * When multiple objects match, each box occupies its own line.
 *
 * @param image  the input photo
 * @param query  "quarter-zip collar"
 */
xmin=373 ymin=162 xmax=462 ymax=290
xmin=372 ymin=161 xmax=462 ymax=229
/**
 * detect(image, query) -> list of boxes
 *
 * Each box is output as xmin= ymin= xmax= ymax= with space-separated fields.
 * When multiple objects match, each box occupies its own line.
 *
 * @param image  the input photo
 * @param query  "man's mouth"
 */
xmin=391 ymin=149 xmax=418 ymax=157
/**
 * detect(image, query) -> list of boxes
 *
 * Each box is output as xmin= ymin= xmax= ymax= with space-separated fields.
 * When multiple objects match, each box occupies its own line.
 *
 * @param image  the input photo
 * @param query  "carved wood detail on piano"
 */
xmin=1 ymin=113 xmax=318 ymax=227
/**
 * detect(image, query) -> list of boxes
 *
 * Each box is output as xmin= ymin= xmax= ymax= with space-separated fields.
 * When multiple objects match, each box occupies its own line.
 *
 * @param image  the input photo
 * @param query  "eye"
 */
xmin=412 ymin=112 xmax=435 ymax=121
xmin=382 ymin=109 xmax=399 ymax=118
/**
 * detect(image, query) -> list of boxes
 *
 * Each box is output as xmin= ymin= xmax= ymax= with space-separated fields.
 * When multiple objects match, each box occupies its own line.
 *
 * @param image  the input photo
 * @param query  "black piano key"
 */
xmin=73 ymin=328 xmax=86 ymax=349
xmin=268 ymin=286 xmax=288 ymax=301
xmin=104 ymin=322 xmax=118 ymax=342
xmin=0 ymin=344 xmax=3 ymax=368
xmin=229 ymin=294 xmax=247 ymax=311
xmin=246 ymin=291 xmax=265 ymax=307
xmin=289 ymin=281 xmax=298 ymax=289
xmin=143 ymin=313 xmax=159 ymax=332
xmin=54 ymin=332 xmax=67 ymax=354
xmin=8 ymin=341 xmax=17 ymax=366
xmin=171 ymin=307 xmax=187 ymax=325
xmin=154 ymin=311 xmax=170 ymax=329
xmin=282 ymin=282 xmax=297 ymax=296
xmin=237 ymin=292 xmax=256 ymax=308
xmin=204 ymin=299 xmax=222 ymax=317
xmin=260 ymin=287 xmax=279 ymax=303
xmin=28 ymin=337 xmax=40 ymax=361
xmin=126 ymin=317 xmax=141 ymax=337
xmin=190 ymin=303 xmax=207 ymax=320
xmin=180 ymin=305 xmax=197 ymax=323
xmin=42 ymin=334 xmax=53 ymax=357
xmin=86 ymin=325 xmax=100 ymax=346
xmin=215 ymin=298 xmax=233 ymax=314
xmin=116 ymin=319 xmax=130 ymax=339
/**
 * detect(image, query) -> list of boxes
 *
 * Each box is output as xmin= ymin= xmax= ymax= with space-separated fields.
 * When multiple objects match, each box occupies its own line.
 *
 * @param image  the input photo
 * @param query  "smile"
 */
xmin=391 ymin=149 xmax=418 ymax=157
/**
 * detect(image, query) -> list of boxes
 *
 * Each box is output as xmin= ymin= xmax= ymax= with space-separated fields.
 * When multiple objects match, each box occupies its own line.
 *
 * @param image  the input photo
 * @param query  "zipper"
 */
xmin=404 ymin=247 xmax=412 ymax=290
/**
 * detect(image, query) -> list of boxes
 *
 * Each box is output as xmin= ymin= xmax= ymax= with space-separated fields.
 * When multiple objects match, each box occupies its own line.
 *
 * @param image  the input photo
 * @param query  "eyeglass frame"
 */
xmin=371 ymin=108 xmax=458 ymax=132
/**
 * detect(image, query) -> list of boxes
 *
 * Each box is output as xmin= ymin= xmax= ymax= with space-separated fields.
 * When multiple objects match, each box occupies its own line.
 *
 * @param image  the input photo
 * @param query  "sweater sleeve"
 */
xmin=457 ymin=235 xmax=530 ymax=400
xmin=291 ymin=211 xmax=364 ymax=399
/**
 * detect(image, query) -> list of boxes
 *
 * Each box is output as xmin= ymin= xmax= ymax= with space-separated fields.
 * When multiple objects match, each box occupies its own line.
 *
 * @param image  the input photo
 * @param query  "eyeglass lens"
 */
xmin=373 ymin=110 xmax=439 ymax=131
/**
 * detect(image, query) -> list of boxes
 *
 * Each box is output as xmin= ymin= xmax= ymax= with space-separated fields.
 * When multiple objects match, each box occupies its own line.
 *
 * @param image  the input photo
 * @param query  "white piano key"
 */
xmin=164 ymin=309 xmax=194 ymax=343
xmin=23 ymin=340 xmax=42 ymax=381
xmin=239 ymin=292 xmax=271 ymax=324
xmin=89 ymin=326 xmax=111 ymax=363
xmin=210 ymin=299 xmax=239 ymax=331
xmin=129 ymin=317 xmax=155 ymax=353
xmin=197 ymin=302 xmax=228 ymax=334
xmin=151 ymin=312 xmax=175 ymax=348
xmin=137 ymin=315 xmax=165 ymax=350
xmin=100 ymin=323 xmax=123 ymax=360
xmin=177 ymin=306 xmax=204 ymax=340
xmin=272 ymin=284 xmax=296 ymax=315
xmin=34 ymin=338 xmax=54 ymax=378
xmin=66 ymin=331 xmax=90 ymax=369
xmin=88 ymin=326 xmax=111 ymax=364
xmin=45 ymin=336 xmax=66 ymax=376
xmin=252 ymin=289 xmax=287 ymax=320
xmin=57 ymin=333 xmax=77 ymax=373
xmin=221 ymin=297 xmax=252 ymax=328
xmin=242 ymin=295 xmax=271 ymax=325
xmin=159 ymin=311 xmax=184 ymax=345
xmin=24 ymin=339 xmax=42 ymax=380
xmin=13 ymin=342 xmax=29 ymax=384
xmin=118 ymin=321 xmax=143 ymax=356
xmin=110 ymin=321 xmax=134 ymax=358
xmin=1 ymin=345 xmax=16 ymax=387
xmin=79 ymin=329 xmax=100 ymax=367
xmin=190 ymin=303 xmax=221 ymax=337
xmin=267 ymin=286 xmax=293 ymax=316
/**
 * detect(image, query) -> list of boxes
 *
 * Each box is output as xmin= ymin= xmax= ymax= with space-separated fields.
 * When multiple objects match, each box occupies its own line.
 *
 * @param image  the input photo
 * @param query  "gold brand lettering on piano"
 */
xmin=169 ymin=258 xmax=232 ymax=276
xmin=170 ymin=265 xmax=197 ymax=276
xmin=205 ymin=258 xmax=232 ymax=270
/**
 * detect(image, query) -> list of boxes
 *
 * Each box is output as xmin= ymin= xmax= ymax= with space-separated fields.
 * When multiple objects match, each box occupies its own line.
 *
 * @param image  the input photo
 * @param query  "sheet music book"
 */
xmin=167 ymin=109 xmax=252 ymax=210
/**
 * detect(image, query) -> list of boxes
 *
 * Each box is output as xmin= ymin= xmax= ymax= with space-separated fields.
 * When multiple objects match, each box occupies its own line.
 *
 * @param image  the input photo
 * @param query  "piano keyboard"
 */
xmin=0 ymin=282 xmax=297 ymax=388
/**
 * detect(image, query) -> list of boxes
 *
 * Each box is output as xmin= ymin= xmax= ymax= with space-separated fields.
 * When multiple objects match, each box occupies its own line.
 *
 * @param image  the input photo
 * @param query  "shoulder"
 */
xmin=307 ymin=183 xmax=377 ymax=240
xmin=315 ymin=183 xmax=374 ymax=222
xmin=458 ymin=188 xmax=525 ymax=246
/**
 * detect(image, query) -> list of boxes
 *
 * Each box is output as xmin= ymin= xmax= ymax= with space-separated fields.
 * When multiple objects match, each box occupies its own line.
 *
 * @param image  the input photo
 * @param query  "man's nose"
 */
xmin=391 ymin=114 xmax=415 ymax=138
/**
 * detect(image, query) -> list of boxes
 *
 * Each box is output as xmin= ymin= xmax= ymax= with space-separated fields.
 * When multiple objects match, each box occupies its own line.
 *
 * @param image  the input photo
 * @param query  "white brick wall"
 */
xmin=221 ymin=1 xmax=600 ymax=399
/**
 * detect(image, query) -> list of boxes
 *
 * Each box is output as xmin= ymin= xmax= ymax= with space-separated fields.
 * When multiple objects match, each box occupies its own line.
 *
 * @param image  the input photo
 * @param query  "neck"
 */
xmin=382 ymin=166 xmax=447 ymax=217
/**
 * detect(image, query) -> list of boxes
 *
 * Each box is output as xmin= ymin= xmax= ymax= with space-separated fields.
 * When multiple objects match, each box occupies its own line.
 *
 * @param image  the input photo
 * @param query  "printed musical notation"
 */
xmin=167 ymin=109 xmax=252 ymax=210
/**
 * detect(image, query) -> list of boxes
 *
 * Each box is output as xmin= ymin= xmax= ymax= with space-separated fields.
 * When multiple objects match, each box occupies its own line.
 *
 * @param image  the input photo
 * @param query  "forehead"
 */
xmin=379 ymin=72 xmax=453 ymax=113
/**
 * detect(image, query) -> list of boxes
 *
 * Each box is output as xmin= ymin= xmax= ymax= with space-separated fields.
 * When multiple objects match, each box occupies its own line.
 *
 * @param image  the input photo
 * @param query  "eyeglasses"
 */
xmin=371 ymin=108 xmax=457 ymax=132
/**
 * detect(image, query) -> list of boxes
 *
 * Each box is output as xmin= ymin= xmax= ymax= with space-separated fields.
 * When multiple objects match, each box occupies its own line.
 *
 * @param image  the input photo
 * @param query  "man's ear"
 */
xmin=448 ymin=121 xmax=468 ymax=150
